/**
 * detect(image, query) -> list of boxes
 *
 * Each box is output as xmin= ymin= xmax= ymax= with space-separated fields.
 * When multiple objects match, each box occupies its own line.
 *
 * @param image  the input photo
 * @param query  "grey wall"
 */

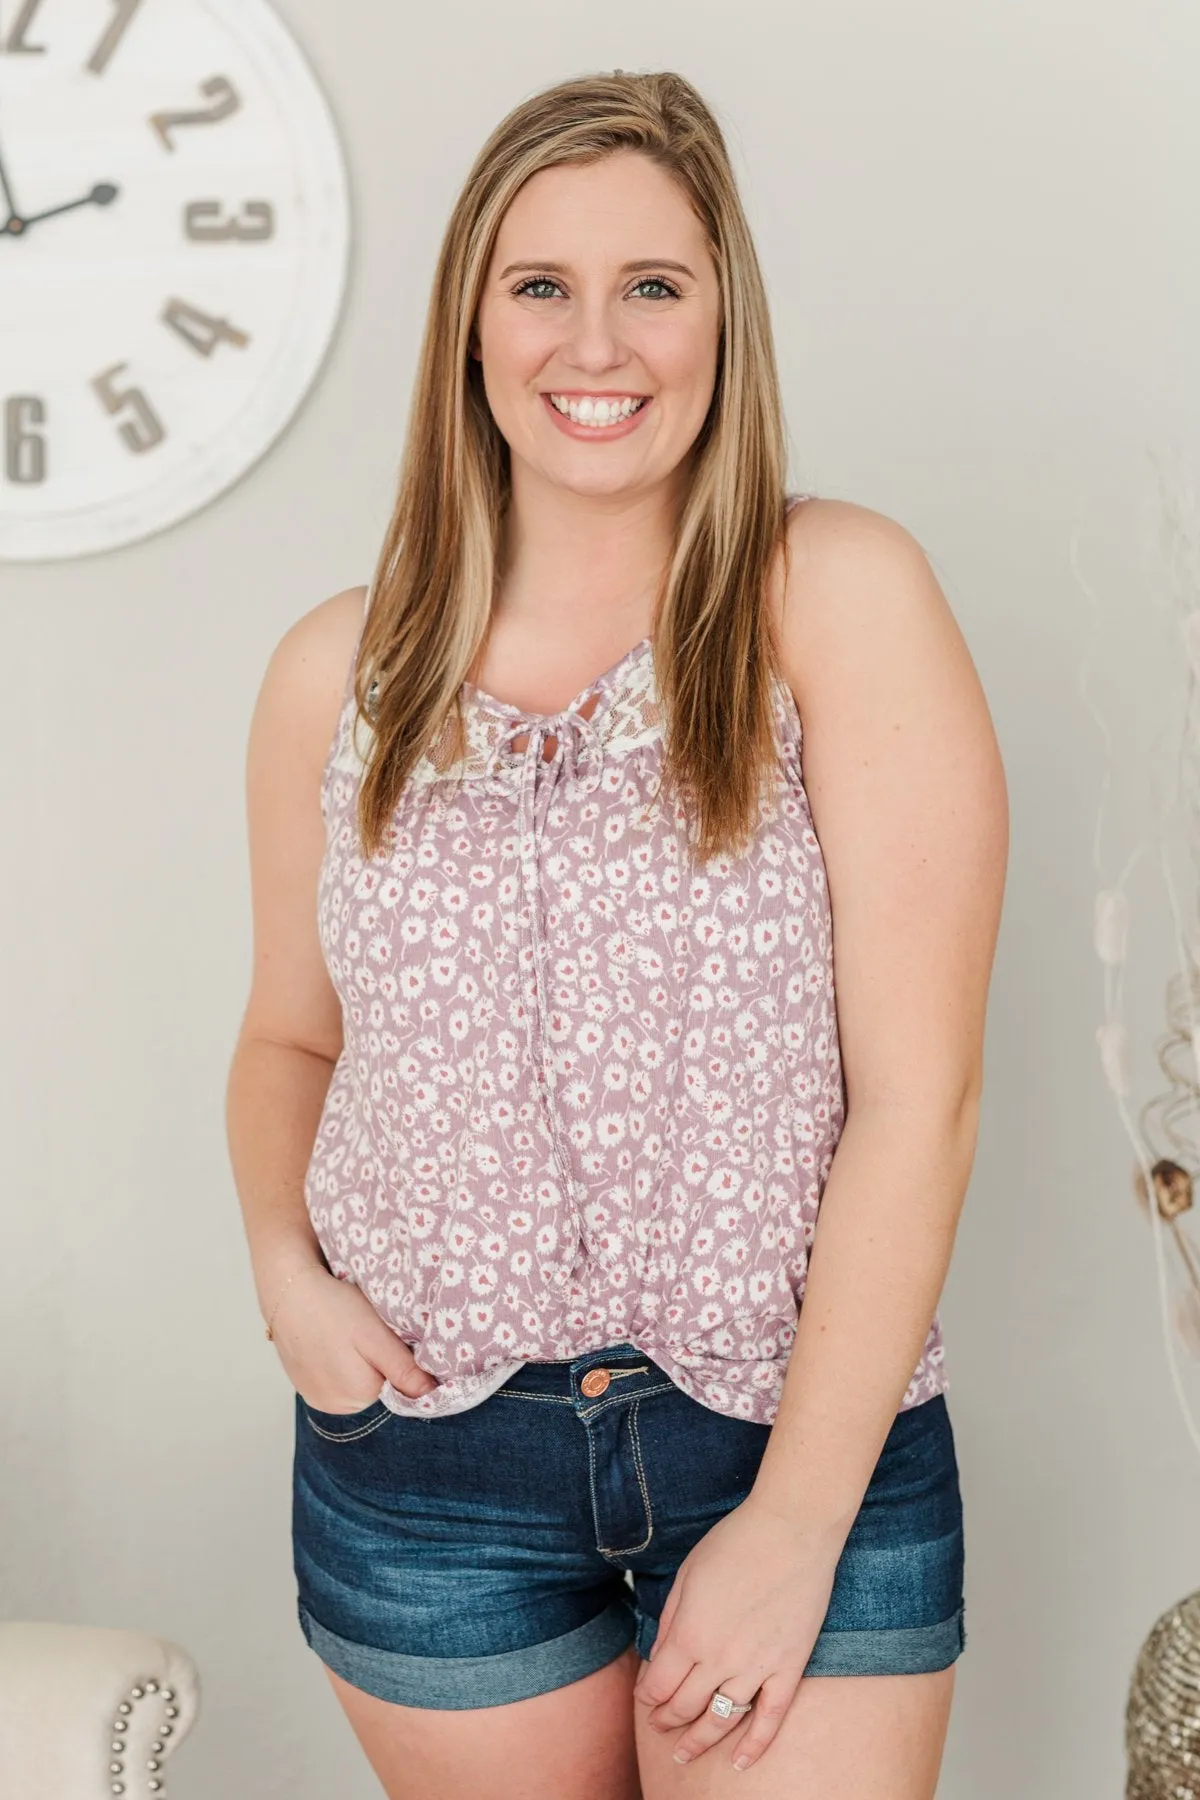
xmin=5 ymin=1 xmax=1199 ymax=1795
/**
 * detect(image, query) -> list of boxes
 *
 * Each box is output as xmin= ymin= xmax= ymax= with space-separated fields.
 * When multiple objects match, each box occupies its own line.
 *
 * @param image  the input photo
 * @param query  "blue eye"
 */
xmin=511 ymin=274 xmax=682 ymax=301
xmin=630 ymin=276 xmax=681 ymax=299
xmin=512 ymin=276 xmax=562 ymax=299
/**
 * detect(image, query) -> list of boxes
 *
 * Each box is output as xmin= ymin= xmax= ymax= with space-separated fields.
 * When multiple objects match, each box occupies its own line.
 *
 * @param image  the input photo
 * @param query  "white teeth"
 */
xmin=548 ymin=394 xmax=646 ymax=426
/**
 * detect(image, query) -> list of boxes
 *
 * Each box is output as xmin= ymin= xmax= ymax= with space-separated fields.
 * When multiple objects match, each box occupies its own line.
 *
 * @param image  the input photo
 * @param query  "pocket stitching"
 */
xmin=302 ymin=1401 xmax=392 ymax=1443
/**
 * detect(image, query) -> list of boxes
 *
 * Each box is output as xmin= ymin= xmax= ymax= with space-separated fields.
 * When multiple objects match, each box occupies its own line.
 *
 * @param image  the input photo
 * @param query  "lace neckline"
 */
xmin=338 ymin=492 xmax=815 ymax=790
xmin=460 ymin=634 xmax=652 ymax=725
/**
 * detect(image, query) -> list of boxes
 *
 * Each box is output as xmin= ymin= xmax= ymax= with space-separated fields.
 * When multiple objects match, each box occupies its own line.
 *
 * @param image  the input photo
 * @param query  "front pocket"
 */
xmin=300 ymin=1391 xmax=393 ymax=1443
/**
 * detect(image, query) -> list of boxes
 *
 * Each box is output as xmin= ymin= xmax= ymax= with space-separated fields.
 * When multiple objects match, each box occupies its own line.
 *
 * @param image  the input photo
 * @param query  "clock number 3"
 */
xmin=185 ymin=201 xmax=275 ymax=244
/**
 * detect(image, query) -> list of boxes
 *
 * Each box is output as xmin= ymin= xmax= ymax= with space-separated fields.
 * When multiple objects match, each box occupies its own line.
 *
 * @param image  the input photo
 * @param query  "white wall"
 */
xmin=4 ymin=1 xmax=1198 ymax=1795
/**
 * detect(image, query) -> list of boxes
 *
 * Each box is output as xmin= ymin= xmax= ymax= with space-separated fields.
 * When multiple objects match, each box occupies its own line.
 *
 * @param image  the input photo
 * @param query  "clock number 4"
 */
xmin=162 ymin=296 xmax=251 ymax=357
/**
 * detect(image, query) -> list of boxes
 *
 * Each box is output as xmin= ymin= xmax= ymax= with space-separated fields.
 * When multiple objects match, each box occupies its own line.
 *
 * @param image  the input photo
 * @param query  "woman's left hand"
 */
xmin=631 ymin=1491 xmax=848 ymax=1772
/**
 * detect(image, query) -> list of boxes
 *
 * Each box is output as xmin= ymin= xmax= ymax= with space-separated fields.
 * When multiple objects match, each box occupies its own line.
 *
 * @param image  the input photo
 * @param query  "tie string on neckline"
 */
xmin=488 ymin=703 xmax=610 ymax=1288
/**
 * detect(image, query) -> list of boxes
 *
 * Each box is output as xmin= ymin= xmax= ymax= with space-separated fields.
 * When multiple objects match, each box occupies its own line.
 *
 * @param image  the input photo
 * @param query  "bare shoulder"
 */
xmin=767 ymin=496 xmax=986 ymax=737
xmin=249 ymin=582 xmax=369 ymax=769
xmin=767 ymin=500 xmax=1007 ymax=1114
xmin=766 ymin=491 xmax=1006 ymax=849
xmin=263 ymin=581 xmax=369 ymax=713
xmin=770 ymin=496 xmax=947 ymax=681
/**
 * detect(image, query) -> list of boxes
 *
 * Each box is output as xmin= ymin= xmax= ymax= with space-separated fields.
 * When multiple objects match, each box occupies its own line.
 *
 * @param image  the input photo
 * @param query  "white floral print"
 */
xmin=305 ymin=501 xmax=948 ymax=1422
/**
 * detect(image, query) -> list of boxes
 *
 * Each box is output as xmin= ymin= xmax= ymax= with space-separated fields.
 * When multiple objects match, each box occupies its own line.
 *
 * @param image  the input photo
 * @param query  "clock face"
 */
xmin=0 ymin=0 xmax=351 ymax=561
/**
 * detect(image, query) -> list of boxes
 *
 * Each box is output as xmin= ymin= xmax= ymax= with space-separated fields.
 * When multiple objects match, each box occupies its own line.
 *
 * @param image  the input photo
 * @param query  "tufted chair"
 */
xmin=0 ymin=1622 xmax=201 ymax=1799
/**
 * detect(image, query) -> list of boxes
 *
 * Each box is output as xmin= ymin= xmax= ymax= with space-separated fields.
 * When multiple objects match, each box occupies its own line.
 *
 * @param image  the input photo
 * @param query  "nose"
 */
xmin=559 ymin=299 xmax=628 ymax=374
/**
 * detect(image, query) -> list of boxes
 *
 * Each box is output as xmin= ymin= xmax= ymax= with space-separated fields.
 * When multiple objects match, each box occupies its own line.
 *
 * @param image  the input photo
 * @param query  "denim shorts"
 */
xmin=292 ymin=1339 xmax=966 ymax=1711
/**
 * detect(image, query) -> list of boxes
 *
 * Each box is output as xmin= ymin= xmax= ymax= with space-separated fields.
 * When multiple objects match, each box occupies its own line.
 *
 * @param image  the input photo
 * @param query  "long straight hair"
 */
xmin=354 ymin=69 xmax=798 ymax=864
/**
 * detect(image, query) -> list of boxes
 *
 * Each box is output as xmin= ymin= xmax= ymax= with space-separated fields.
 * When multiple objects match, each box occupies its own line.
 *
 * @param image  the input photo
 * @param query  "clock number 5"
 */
xmin=150 ymin=76 xmax=241 ymax=152
xmin=92 ymin=365 xmax=165 ymax=455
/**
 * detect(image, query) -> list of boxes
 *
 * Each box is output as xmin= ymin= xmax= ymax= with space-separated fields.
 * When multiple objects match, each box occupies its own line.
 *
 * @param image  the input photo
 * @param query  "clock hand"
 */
xmin=16 ymin=182 xmax=120 ymax=232
xmin=0 ymin=131 xmax=25 ymax=231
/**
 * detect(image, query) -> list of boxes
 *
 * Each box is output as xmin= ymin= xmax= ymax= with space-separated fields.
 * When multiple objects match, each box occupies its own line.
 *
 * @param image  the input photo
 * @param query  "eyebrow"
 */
xmin=497 ymin=258 xmax=696 ymax=281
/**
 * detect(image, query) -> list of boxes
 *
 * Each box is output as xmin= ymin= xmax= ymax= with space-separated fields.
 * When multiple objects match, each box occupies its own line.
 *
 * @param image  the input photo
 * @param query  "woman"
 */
xmin=226 ymin=69 xmax=1007 ymax=1800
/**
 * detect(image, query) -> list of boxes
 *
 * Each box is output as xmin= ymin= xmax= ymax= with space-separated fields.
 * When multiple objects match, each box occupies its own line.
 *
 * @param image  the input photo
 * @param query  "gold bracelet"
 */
xmin=264 ymin=1264 xmax=327 ymax=1341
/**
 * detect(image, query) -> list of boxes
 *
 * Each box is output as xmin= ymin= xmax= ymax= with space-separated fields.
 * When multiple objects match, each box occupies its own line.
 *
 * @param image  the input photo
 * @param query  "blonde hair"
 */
xmin=355 ymin=68 xmax=797 ymax=864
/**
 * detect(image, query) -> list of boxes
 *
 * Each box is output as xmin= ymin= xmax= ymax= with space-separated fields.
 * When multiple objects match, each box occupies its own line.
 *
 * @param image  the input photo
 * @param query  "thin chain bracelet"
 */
xmin=264 ymin=1263 xmax=328 ymax=1341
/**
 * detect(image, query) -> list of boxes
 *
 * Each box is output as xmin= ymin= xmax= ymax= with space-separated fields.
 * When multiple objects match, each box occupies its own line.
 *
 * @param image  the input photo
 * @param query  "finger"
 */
xmin=371 ymin=1330 xmax=440 ymax=1396
xmin=723 ymin=1671 xmax=801 ymax=1774
xmin=666 ymin=1702 xmax=753 ymax=1767
xmin=648 ymin=1659 xmax=750 ymax=1738
xmin=631 ymin=1637 xmax=697 ymax=1717
xmin=389 ymin=1358 xmax=440 ymax=1397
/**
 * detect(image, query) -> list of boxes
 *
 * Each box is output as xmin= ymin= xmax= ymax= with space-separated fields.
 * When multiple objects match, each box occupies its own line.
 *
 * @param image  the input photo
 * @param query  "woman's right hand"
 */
xmin=266 ymin=1265 xmax=441 ymax=1410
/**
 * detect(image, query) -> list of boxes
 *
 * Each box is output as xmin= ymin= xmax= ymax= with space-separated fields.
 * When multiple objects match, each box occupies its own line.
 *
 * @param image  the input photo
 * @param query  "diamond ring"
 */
xmin=710 ymin=1690 xmax=754 ymax=1719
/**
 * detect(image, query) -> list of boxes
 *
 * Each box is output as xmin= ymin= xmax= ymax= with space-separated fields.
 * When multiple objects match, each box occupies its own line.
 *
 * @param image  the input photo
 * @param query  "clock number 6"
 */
xmin=5 ymin=396 xmax=45 ymax=484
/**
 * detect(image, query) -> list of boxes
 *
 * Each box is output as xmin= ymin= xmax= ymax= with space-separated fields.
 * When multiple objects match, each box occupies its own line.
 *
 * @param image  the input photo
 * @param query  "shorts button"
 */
xmin=580 ymin=1367 xmax=611 ymax=1397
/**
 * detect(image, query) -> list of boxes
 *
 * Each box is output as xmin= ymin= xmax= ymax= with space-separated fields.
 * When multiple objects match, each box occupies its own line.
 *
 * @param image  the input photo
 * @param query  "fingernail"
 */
xmin=672 ymin=1751 xmax=691 ymax=1765
xmin=734 ymin=1755 xmax=750 ymax=1771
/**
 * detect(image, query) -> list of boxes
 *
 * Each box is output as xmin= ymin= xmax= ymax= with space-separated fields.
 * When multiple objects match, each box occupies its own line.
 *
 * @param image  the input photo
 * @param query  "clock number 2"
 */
xmin=150 ymin=76 xmax=241 ymax=152
xmin=92 ymin=364 xmax=165 ymax=455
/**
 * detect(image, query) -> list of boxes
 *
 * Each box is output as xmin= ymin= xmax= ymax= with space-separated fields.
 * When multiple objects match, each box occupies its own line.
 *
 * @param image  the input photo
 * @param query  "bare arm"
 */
xmin=630 ymin=500 xmax=1006 ymax=1771
xmin=751 ymin=499 xmax=1008 ymax=1528
xmin=226 ymin=584 xmax=439 ymax=1406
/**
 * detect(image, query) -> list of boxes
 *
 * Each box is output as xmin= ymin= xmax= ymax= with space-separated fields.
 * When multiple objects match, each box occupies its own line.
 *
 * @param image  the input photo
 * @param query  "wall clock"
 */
xmin=0 ymin=0 xmax=351 ymax=561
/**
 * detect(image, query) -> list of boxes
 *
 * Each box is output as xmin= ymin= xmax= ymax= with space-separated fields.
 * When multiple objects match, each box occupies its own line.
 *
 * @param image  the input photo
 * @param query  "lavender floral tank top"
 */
xmin=304 ymin=495 xmax=948 ymax=1423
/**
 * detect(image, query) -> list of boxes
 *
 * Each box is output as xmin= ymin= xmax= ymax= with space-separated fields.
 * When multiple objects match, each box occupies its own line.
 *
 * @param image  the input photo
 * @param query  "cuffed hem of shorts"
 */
xmin=634 ymin=1600 xmax=966 ymax=1674
xmin=297 ymin=1595 xmax=637 ymax=1709
xmin=803 ymin=1602 xmax=967 ymax=1676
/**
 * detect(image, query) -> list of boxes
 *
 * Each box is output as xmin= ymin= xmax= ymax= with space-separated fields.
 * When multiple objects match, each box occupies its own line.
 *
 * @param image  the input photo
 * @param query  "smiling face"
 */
xmin=472 ymin=150 xmax=721 ymax=504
